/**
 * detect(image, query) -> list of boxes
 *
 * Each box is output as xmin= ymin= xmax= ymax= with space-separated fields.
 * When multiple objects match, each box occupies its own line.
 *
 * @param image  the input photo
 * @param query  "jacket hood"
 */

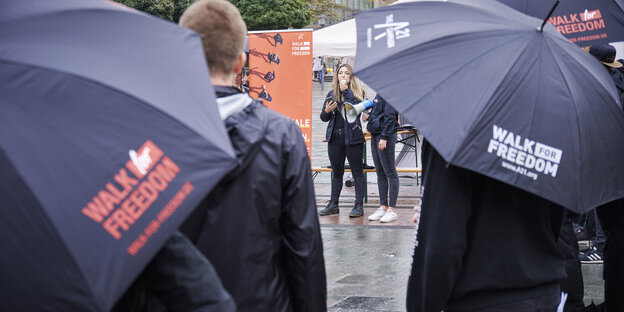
xmin=217 ymin=91 xmax=268 ymax=180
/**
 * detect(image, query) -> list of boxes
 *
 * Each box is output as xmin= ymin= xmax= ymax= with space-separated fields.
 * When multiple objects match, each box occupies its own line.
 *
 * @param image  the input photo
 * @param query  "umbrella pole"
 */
xmin=538 ymin=0 xmax=560 ymax=31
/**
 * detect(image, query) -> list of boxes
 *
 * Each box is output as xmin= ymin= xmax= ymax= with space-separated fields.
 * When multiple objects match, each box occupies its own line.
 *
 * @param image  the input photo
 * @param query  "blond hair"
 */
xmin=179 ymin=0 xmax=247 ymax=76
xmin=332 ymin=64 xmax=365 ymax=103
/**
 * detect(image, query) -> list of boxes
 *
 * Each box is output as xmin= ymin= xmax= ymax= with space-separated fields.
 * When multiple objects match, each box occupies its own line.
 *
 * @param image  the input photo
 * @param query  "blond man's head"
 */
xmin=180 ymin=0 xmax=247 ymax=78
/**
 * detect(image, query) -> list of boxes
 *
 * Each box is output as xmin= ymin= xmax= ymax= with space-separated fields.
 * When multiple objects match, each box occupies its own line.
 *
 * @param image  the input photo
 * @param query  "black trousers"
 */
xmin=558 ymin=214 xmax=584 ymax=312
xmin=370 ymin=133 xmax=399 ymax=207
xmin=328 ymin=128 xmax=365 ymax=205
xmin=597 ymin=201 xmax=624 ymax=311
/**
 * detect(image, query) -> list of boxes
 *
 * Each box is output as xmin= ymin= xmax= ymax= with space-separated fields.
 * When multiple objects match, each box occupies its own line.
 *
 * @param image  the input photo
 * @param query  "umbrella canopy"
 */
xmin=0 ymin=0 xmax=235 ymax=311
xmin=312 ymin=0 xmax=417 ymax=57
xmin=354 ymin=0 xmax=624 ymax=213
xmin=499 ymin=0 xmax=624 ymax=46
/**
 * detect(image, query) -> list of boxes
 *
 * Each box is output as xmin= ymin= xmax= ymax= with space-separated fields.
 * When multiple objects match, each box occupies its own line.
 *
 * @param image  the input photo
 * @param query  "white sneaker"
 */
xmin=368 ymin=207 xmax=386 ymax=221
xmin=380 ymin=209 xmax=398 ymax=223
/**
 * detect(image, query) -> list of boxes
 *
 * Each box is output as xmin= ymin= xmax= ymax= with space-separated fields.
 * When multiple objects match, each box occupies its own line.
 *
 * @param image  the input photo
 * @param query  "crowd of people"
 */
xmin=88 ymin=0 xmax=624 ymax=310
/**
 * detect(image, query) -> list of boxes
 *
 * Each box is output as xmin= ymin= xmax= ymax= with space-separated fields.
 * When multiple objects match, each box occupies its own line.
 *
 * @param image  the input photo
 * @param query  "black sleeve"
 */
xmin=406 ymin=142 xmax=475 ymax=312
xmin=320 ymin=91 xmax=334 ymax=122
xmin=142 ymin=231 xmax=237 ymax=312
xmin=280 ymin=122 xmax=327 ymax=311
xmin=380 ymin=100 xmax=398 ymax=140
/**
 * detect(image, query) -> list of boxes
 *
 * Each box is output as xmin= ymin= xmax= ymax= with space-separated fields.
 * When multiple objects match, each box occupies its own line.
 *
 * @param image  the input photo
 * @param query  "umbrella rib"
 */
xmin=0 ymin=147 xmax=102 ymax=311
xmin=543 ymin=39 xmax=585 ymax=210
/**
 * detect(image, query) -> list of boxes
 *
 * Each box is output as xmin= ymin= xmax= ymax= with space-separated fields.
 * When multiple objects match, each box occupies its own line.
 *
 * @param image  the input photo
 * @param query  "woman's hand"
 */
xmin=325 ymin=100 xmax=338 ymax=113
xmin=339 ymin=80 xmax=348 ymax=91
xmin=362 ymin=113 xmax=369 ymax=121
xmin=378 ymin=139 xmax=387 ymax=151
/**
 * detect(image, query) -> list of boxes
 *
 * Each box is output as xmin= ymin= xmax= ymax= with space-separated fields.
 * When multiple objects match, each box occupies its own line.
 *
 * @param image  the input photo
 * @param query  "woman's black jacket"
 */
xmin=320 ymin=89 xmax=365 ymax=145
xmin=366 ymin=94 xmax=398 ymax=140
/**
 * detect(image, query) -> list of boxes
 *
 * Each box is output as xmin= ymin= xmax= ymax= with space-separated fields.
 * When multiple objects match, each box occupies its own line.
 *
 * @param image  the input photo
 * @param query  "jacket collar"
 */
xmin=213 ymin=86 xmax=253 ymax=120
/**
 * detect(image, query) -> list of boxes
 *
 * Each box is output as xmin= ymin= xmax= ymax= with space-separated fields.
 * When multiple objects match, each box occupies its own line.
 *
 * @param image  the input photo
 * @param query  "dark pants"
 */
xmin=370 ymin=133 xmax=399 ymax=207
xmin=328 ymin=128 xmax=365 ymax=205
xmin=593 ymin=210 xmax=605 ymax=251
xmin=558 ymin=214 xmax=584 ymax=312
xmin=597 ymin=201 xmax=624 ymax=311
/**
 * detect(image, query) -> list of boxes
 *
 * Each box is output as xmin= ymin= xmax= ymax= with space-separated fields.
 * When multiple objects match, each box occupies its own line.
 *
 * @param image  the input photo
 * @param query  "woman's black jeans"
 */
xmin=328 ymin=128 xmax=365 ymax=205
xmin=370 ymin=133 xmax=399 ymax=207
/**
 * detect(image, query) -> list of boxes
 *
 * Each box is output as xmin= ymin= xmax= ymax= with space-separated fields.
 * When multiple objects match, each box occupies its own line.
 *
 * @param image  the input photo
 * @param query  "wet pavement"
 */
xmin=310 ymin=81 xmax=605 ymax=310
xmin=321 ymin=226 xmax=605 ymax=311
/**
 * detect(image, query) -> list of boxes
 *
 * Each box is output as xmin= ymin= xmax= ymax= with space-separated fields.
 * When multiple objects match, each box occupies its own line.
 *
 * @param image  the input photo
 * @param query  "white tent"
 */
xmin=312 ymin=0 xmax=418 ymax=57
xmin=313 ymin=19 xmax=356 ymax=57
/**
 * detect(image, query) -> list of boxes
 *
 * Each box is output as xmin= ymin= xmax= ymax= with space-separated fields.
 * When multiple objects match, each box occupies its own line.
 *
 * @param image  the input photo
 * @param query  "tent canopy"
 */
xmin=313 ymin=19 xmax=356 ymax=57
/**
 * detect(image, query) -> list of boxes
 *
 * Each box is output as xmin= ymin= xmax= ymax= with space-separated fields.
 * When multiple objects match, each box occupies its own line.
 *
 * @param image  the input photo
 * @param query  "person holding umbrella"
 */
xmin=318 ymin=63 xmax=367 ymax=218
xmin=351 ymin=0 xmax=624 ymax=310
xmin=178 ymin=1 xmax=327 ymax=311
xmin=0 ymin=0 xmax=241 ymax=310
xmin=407 ymin=142 xmax=567 ymax=311
xmin=577 ymin=44 xmax=624 ymax=265
xmin=587 ymin=43 xmax=624 ymax=310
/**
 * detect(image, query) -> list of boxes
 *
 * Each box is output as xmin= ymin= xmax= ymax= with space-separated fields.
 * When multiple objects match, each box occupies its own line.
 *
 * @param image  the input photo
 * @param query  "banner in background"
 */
xmin=498 ymin=0 xmax=624 ymax=46
xmin=248 ymin=29 xmax=313 ymax=157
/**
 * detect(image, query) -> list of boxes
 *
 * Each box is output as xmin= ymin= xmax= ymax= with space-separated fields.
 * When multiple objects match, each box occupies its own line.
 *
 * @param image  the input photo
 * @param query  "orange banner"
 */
xmin=248 ymin=29 xmax=313 ymax=157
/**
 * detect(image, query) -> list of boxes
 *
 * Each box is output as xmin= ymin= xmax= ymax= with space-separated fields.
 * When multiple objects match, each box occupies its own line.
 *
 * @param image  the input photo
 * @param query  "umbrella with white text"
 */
xmin=355 ymin=0 xmax=624 ymax=213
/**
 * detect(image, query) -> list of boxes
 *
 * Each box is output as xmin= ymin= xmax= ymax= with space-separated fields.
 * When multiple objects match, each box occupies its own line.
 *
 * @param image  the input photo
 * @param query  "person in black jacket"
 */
xmin=589 ymin=45 xmax=624 ymax=311
xmin=597 ymin=199 xmax=624 ymax=311
xmin=113 ymin=231 xmax=236 ymax=312
xmin=179 ymin=1 xmax=327 ymax=311
xmin=318 ymin=63 xmax=367 ymax=218
xmin=363 ymin=94 xmax=399 ymax=223
xmin=407 ymin=141 xmax=565 ymax=311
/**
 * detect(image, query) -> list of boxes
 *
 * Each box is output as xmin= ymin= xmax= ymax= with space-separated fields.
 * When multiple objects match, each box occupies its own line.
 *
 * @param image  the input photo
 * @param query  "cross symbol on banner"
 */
xmin=367 ymin=14 xmax=410 ymax=49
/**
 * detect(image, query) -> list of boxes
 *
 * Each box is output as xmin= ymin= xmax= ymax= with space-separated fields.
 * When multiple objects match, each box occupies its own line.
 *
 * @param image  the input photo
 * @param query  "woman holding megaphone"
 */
xmin=319 ymin=64 xmax=367 ymax=218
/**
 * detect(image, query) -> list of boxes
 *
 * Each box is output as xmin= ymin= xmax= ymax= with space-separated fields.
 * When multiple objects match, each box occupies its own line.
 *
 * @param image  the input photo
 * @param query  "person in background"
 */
xmin=233 ymin=67 xmax=248 ymax=93
xmin=557 ymin=212 xmax=584 ymax=312
xmin=588 ymin=43 xmax=624 ymax=311
xmin=580 ymin=44 xmax=624 ymax=265
xmin=178 ymin=1 xmax=327 ymax=311
xmin=318 ymin=63 xmax=367 ymax=218
xmin=363 ymin=94 xmax=400 ymax=223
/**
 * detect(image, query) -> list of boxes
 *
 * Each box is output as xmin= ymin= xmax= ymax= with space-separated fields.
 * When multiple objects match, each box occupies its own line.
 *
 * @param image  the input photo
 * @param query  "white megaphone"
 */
xmin=344 ymin=99 xmax=374 ymax=123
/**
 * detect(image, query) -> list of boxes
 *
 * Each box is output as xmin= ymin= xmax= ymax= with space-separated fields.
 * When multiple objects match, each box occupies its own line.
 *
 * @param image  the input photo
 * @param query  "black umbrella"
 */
xmin=354 ymin=0 xmax=624 ymax=213
xmin=0 ymin=0 xmax=235 ymax=310
xmin=499 ymin=0 xmax=624 ymax=46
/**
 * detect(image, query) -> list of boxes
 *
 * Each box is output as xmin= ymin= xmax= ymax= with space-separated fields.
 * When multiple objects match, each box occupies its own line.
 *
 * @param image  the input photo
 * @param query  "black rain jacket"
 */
xmin=320 ymin=89 xmax=365 ymax=146
xmin=182 ymin=86 xmax=327 ymax=312
xmin=407 ymin=141 xmax=565 ymax=311
xmin=366 ymin=94 xmax=398 ymax=140
xmin=112 ymin=231 xmax=236 ymax=312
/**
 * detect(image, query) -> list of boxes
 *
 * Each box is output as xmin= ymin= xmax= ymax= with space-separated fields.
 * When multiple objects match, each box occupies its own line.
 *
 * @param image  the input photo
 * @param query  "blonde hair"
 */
xmin=179 ymin=0 xmax=247 ymax=76
xmin=332 ymin=64 xmax=365 ymax=103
